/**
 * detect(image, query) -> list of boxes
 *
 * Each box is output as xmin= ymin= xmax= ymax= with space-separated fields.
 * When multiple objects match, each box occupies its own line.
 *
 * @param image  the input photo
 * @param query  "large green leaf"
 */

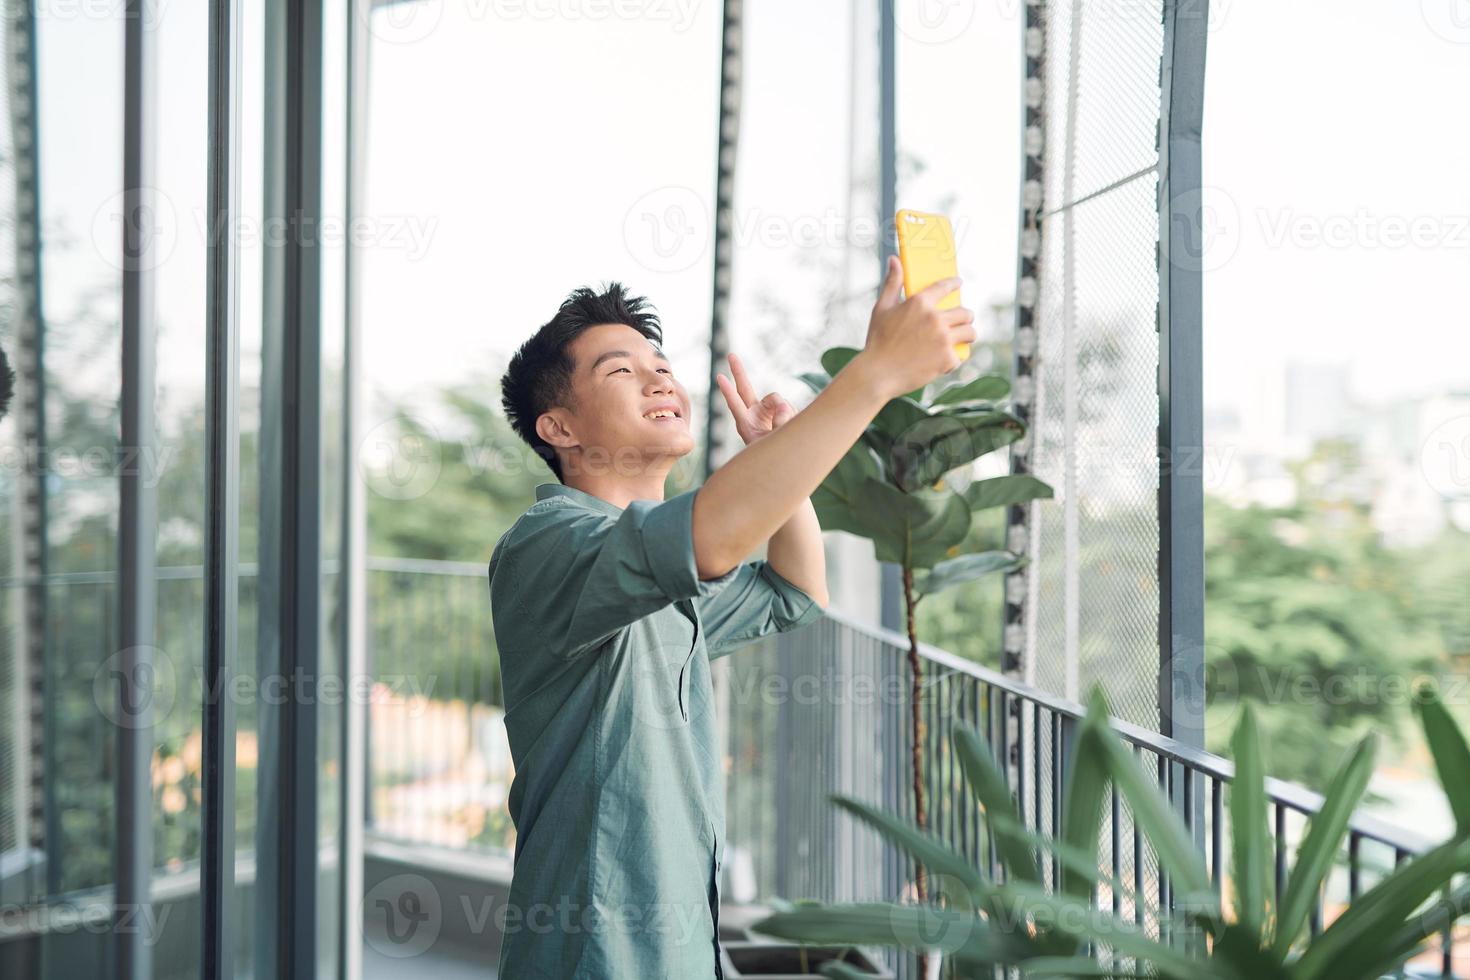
xmin=798 ymin=371 xmax=831 ymax=395
xmin=953 ymin=727 xmax=1041 ymax=886
xmin=872 ymin=397 xmax=929 ymax=443
xmin=820 ymin=346 xmax=863 ymax=378
xmin=1228 ymin=703 xmax=1272 ymax=946
xmin=831 ymin=796 xmax=987 ymax=897
xmin=1058 ymin=704 xmax=1111 ymax=901
xmin=751 ymin=901 xmax=1032 ymax=965
xmin=852 ymin=478 xmax=970 ymax=567
xmin=891 ymin=410 xmax=1024 ymax=492
xmin=1293 ymin=836 xmax=1470 ymax=980
xmin=965 ymin=474 xmax=1054 ymax=512
xmin=1416 ymin=686 xmax=1470 ymax=833
xmin=996 ymin=883 xmax=1230 ymax=980
xmin=811 ymin=442 xmax=884 ymax=538
xmin=933 ymin=374 xmax=1011 ymax=405
xmin=913 ymin=551 xmax=1020 ymax=596
xmin=1354 ymin=879 xmax=1470 ymax=980
xmin=1272 ymin=733 xmax=1377 ymax=956
xmin=1086 ymin=689 xmax=1216 ymax=915
xmin=818 ymin=345 xmax=922 ymax=401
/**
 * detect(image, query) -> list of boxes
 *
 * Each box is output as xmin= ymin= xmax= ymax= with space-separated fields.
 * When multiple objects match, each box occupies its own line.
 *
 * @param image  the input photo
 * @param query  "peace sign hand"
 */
xmin=715 ymin=352 xmax=795 ymax=446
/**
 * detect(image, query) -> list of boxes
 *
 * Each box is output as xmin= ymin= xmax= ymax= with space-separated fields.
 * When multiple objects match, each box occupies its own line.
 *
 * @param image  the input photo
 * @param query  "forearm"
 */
xmin=765 ymin=497 xmax=828 ymax=608
xmin=693 ymin=354 xmax=890 ymax=578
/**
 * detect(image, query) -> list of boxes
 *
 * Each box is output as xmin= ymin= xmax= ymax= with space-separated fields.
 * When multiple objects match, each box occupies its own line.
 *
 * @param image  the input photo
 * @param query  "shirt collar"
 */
xmin=534 ymin=482 xmax=627 ymax=519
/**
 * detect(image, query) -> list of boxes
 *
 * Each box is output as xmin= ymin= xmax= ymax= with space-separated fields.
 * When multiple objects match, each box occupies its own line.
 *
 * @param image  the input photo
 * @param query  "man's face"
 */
xmin=537 ymin=323 xmax=694 ymax=476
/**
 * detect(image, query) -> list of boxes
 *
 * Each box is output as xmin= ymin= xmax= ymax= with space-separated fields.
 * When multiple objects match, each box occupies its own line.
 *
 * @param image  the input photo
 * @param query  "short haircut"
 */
xmin=500 ymin=283 xmax=662 ymax=482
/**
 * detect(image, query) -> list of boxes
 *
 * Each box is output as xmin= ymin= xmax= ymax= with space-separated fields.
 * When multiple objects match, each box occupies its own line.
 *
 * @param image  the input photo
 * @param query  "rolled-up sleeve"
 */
xmin=490 ymin=487 xmax=738 ymax=660
xmin=696 ymin=560 xmax=825 ymax=660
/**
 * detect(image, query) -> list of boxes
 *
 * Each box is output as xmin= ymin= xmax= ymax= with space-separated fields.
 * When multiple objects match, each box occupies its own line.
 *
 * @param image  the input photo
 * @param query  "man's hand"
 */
xmin=715 ymin=352 xmax=795 ymax=446
xmin=855 ymin=254 xmax=977 ymax=399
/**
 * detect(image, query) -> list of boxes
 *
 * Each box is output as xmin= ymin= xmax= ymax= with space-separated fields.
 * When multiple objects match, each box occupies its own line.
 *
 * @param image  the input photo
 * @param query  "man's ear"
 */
xmin=535 ymin=408 xmax=580 ymax=452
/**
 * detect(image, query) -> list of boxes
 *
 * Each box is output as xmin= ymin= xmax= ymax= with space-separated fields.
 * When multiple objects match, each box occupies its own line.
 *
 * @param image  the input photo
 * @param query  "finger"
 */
xmin=876 ymin=254 xmax=904 ymax=309
xmin=728 ymin=352 xmax=759 ymax=407
xmin=715 ymin=374 xmax=745 ymax=421
xmin=940 ymin=306 xmax=976 ymax=327
xmin=949 ymin=320 xmax=979 ymax=344
xmin=914 ymin=275 xmax=962 ymax=305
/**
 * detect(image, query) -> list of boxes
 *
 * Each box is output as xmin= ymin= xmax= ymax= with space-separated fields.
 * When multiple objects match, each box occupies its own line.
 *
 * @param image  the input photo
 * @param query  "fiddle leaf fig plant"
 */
xmin=803 ymin=346 xmax=1054 ymax=927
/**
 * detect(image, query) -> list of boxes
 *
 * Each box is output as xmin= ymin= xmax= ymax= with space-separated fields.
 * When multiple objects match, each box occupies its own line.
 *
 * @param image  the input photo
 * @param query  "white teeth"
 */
xmin=646 ymin=410 xmax=676 ymax=419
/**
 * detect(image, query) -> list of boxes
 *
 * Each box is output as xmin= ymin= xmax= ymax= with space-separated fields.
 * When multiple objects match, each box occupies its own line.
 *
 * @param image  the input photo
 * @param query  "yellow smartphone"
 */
xmin=895 ymin=209 xmax=968 ymax=362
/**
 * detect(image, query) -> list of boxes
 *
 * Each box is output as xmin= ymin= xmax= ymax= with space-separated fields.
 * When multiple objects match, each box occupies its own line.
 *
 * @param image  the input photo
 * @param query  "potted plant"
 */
xmin=781 ymin=347 xmax=1051 ymax=976
xmin=752 ymin=685 xmax=1470 ymax=979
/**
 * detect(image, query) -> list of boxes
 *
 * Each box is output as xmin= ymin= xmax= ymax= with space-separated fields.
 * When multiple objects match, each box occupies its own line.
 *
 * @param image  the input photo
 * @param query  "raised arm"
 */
xmin=691 ymin=255 xmax=977 ymax=579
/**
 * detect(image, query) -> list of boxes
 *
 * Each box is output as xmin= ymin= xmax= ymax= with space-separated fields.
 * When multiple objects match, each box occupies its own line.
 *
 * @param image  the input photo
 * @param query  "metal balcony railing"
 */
xmin=2 ymin=561 xmax=1457 ymax=978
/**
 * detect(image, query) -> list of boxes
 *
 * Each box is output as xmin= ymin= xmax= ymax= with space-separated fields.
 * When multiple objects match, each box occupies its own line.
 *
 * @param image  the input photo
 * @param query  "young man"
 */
xmin=489 ymin=255 xmax=974 ymax=979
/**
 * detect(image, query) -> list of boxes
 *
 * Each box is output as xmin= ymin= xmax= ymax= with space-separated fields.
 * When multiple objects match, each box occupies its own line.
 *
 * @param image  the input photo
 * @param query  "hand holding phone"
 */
xmin=895 ymin=209 xmax=969 ymax=362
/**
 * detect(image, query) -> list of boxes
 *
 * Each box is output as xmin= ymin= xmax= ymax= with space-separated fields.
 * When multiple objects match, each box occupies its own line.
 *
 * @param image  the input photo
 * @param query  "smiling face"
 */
xmin=534 ymin=323 xmax=695 ymax=478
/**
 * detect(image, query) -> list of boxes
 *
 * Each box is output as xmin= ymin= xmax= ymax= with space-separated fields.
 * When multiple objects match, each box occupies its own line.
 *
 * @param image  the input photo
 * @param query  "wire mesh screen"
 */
xmin=1023 ymin=0 xmax=1165 ymax=734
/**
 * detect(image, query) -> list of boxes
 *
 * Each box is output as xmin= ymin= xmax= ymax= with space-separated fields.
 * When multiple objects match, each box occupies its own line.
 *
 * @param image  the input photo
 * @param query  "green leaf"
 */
xmin=933 ymin=374 xmax=1011 ymax=405
xmin=820 ymin=346 xmax=862 ymax=377
xmin=1086 ymin=688 xmax=1216 ymax=914
xmin=913 ymin=551 xmax=1020 ymax=596
xmin=852 ymin=479 xmax=970 ymax=567
xmin=811 ymin=443 xmax=884 ymax=538
xmin=965 ymin=474 xmax=1054 ymax=512
xmin=830 ymin=796 xmax=987 ymax=897
xmin=1354 ymin=879 xmax=1470 ymax=980
xmin=1293 ymin=836 xmax=1470 ymax=980
xmin=953 ymin=726 xmax=1041 ymax=886
xmin=997 ymin=883 xmax=1229 ymax=980
xmin=872 ymin=397 xmax=929 ymax=442
xmin=1273 ymin=733 xmax=1377 ymax=956
xmin=798 ymin=371 xmax=831 ymax=395
xmin=1058 ymin=707 xmax=1110 ymax=901
xmin=751 ymin=901 xmax=1031 ymax=964
xmin=1228 ymin=703 xmax=1272 ymax=946
xmin=891 ymin=410 xmax=1025 ymax=492
xmin=1415 ymin=686 xmax=1470 ymax=833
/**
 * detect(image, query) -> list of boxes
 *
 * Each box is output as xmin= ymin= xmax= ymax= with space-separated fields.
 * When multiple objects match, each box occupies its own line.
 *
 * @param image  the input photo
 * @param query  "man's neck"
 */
xmin=563 ymin=469 xmax=671 ymax=510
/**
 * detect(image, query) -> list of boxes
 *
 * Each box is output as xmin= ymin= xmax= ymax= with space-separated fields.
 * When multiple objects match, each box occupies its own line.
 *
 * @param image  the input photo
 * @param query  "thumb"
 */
xmin=875 ymin=254 xmax=903 ymax=310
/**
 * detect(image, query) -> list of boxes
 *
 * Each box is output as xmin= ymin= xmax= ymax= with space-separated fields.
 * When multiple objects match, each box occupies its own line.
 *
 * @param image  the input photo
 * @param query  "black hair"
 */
xmin=500 ymin=282 xmax=663 ymax=482
xmin=0 ymin=344 xmax=13 ymax=421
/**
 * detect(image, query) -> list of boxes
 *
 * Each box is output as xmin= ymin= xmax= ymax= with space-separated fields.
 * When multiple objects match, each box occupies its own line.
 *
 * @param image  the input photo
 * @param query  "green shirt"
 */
xmin=488 ymin=482 xmax=823 ymax=979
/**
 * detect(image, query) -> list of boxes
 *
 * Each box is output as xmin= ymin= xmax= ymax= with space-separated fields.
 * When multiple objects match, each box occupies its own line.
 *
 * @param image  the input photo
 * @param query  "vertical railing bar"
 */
xmin=1348 ymin=832 xmax=1361 ymax=901
xmin=1211 ymin=777 xmax=1222 ymax=897
xmin=1276 ymin=804 xmax=1288 ymax=904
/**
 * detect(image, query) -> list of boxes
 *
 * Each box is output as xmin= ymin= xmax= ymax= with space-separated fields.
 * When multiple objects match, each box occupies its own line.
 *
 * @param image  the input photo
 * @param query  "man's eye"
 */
xmin=611 ymin=367 xmax=631 ymax=374
xmin=657 ymin=368 xmax=672 ymax=375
